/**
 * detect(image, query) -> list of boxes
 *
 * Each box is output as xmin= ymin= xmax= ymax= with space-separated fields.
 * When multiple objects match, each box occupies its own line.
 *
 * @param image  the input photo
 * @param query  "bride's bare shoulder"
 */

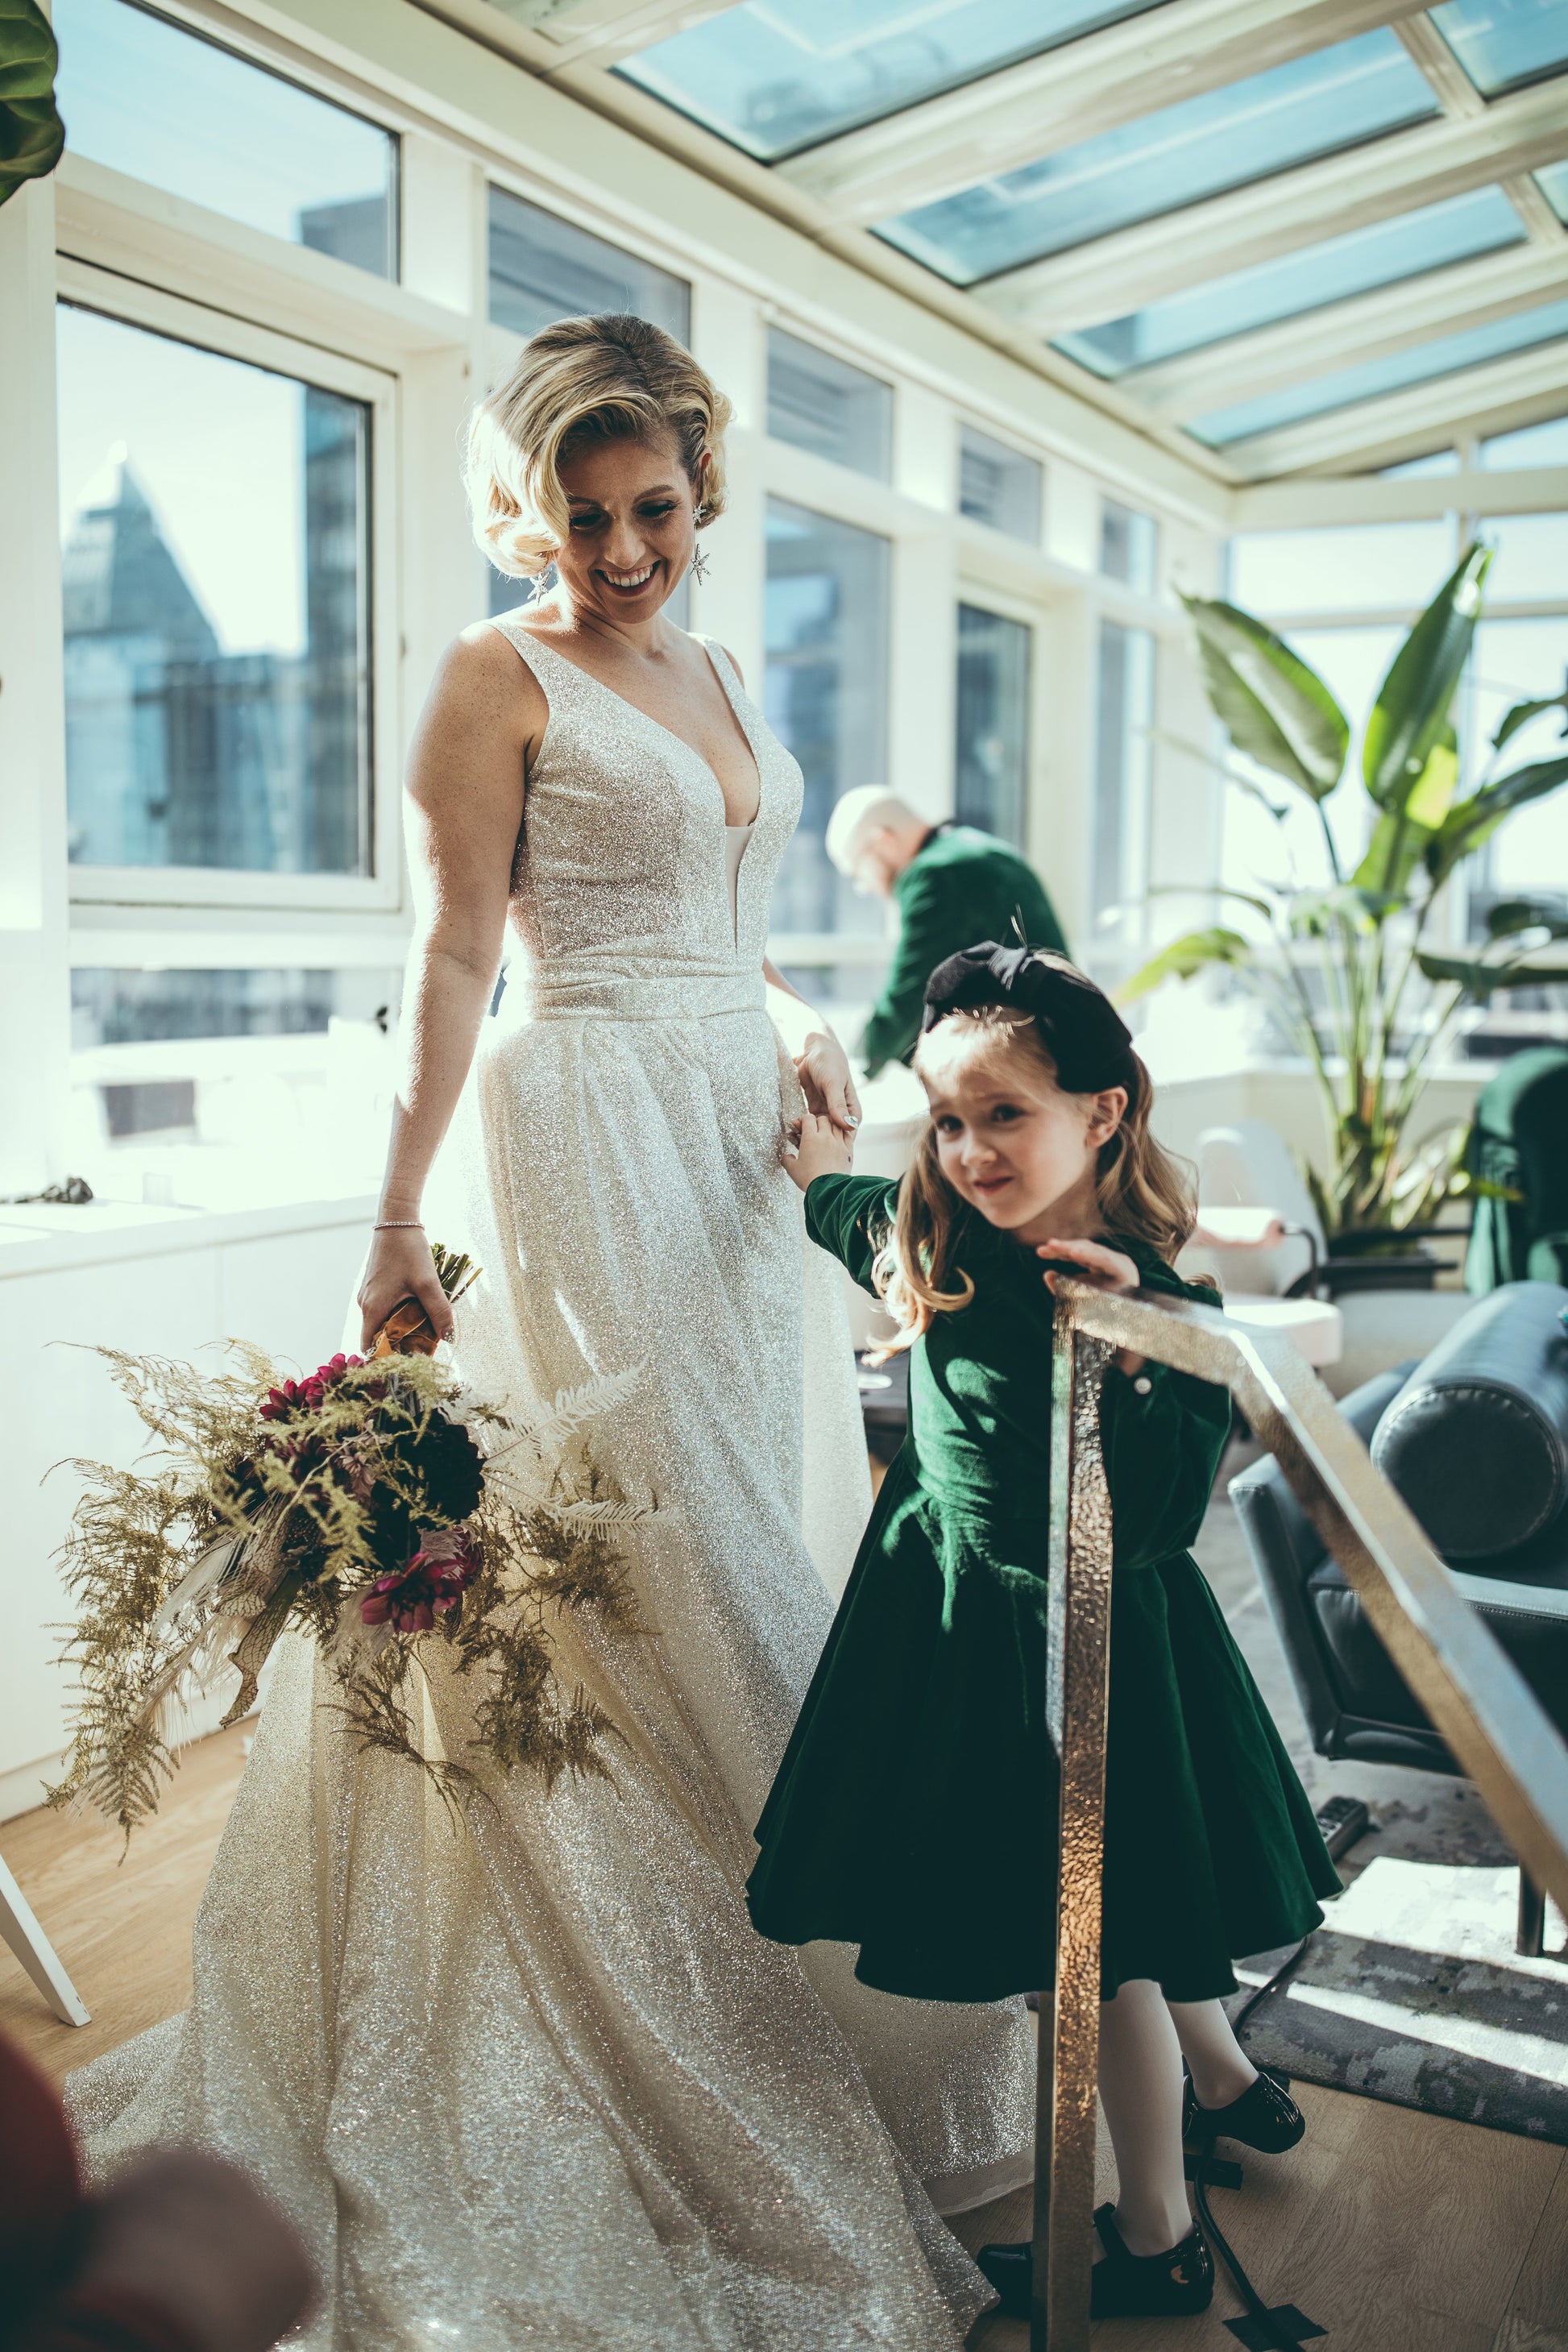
xmin=423 ymin=618 xmax=546 ymax=737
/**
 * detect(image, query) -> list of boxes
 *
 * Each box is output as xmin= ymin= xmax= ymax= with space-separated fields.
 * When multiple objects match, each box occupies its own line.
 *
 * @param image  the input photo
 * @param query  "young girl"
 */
xmin=749 ymin=943 xmax=1339 ymax=2321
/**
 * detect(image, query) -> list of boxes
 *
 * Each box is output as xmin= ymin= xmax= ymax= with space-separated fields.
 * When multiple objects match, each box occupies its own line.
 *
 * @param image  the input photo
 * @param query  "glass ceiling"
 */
xmin=1431 ymin=0 xmax=1568 ymax=95
xmin=1054 ymin=186 xmax=1525 ymax=378
xmin=595 ymin=0 xmax=1568 ymax=478
xmin=615 ymin=0 xmax=1168 ymax=164
xmin=874 ymin=29 xmax=1438 ymax=284
xmin=1188 ymin=294 xmax=1568 ymax=446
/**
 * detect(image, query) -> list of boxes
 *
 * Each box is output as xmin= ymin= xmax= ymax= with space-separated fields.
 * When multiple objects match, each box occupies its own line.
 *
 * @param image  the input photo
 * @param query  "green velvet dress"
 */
xmin=748 ymin=1173 xmax=1340 ymax=2006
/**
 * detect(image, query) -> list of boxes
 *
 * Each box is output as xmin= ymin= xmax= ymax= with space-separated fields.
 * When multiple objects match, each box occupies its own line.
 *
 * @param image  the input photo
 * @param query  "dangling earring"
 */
xmin=690 ymin=503 xmax=710 ymax=586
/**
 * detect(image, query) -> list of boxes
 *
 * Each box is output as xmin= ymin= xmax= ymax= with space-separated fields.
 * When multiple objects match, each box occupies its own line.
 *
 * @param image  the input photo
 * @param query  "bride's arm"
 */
xmin=762 ymin=958 xmax=862 ymax=1138
xmin=357 ymin=629 xmax=540 ymax=1348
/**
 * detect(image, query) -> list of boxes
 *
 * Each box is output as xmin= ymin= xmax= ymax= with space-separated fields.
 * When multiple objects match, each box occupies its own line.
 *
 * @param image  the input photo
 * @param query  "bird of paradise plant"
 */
xmin=1121 ymin=542 xmax=1568 ymax=1238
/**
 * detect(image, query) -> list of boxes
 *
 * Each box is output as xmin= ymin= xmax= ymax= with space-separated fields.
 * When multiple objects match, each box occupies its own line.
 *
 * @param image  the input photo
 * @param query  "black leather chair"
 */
xmin=1230 ymin=1280 xmax=1568 ymax=1956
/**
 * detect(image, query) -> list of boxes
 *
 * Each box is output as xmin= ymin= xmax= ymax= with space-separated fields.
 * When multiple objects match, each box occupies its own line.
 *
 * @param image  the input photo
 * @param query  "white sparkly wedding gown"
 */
xmin=68 ymin=626 xmax=1035 ymax=2349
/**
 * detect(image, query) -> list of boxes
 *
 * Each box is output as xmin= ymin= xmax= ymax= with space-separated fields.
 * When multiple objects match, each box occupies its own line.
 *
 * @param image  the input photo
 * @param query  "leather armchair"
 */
xmin=1229 ymin=1283 xmax=1568 ymax=1956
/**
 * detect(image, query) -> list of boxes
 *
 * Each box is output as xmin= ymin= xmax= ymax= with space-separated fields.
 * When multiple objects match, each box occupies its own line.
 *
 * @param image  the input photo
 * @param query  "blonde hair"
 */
xmin=874 ymin=1006 xmax=1200 ymax=1351
xmin=465 ymin=312 xmax=732 ymax=581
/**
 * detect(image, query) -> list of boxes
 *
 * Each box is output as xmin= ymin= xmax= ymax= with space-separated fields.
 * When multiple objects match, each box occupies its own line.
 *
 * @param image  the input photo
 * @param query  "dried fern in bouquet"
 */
xmin=50 ymin=1247 xmax=653 ymax=1838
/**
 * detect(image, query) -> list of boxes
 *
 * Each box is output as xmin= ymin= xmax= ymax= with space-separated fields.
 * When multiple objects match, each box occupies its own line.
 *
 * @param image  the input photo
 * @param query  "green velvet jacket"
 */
xmin=748 ymin=1173 xmax=1338 ymax=2004
xmin=859 ymin=825 xmax=1069 ymax=1077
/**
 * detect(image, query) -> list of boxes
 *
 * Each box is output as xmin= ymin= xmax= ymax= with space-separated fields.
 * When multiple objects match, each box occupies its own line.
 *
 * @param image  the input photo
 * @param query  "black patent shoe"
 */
xmin=976 ymin=2241 xmax=1031 ymax=2321
xmin=975 ymin=2213 xmax=1213 ymax=2324
xmin=1089 ymin=2202 xmax=1213 ymax=2317
xmin=1184 ymin=2063 xmax=1305 ymax=2153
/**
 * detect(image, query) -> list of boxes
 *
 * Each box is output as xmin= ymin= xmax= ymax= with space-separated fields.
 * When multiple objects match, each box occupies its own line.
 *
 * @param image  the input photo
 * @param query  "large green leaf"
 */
xmin=1363 ymin=541 xmax=1491 ymax=811
xmin=1181 ymin=596 xmax=1349 ymax=800
xmin=1351 ymin=728 xmax=1458 ymax=898
xmin=0 ymin=0 xmax=64 ymax=208
xmin=1425 ymin=756 xmax=1568 ymax=892
xmin=1115 ymin=927 xmax=1251 ymax=1006
xmin=1417 ymin=948 xmax=1568 ymax=1001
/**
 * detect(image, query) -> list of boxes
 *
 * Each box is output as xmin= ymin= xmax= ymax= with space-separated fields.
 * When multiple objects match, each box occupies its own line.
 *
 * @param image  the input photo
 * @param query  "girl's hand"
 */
xmin=786 ymin=1110 xmax=854 ymax=1193
xmin=358 ymin=1226 xmax=455 ymax=1352
xmin=794 ymin=1030 xmax=862 ymax=1140
xmin=1038 ymin=1237 xmax=1146 ymax=1375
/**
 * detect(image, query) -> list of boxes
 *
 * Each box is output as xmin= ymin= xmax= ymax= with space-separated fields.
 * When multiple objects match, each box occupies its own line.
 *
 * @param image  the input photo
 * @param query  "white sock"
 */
xmin=1168 ymin=1994 xmax=1259 ymax=2110
xmin=1097 ymin=1979 xmax=1193 ymax=2258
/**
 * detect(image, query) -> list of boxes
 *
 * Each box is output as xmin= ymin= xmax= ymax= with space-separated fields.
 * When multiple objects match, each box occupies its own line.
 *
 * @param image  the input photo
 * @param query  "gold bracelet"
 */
xmin=374 ymin=1219 xmax=424 ymax=1230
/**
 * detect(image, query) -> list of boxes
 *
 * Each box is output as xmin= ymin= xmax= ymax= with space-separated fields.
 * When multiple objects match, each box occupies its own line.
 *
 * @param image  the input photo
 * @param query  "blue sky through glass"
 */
xmin=874 ymin=29 xmax=1438 ymax=283
xmin=53 ymin=0 xmax=395 ymax=275
xmin=616 ymin=0 xmax=1168 ymax=163
xmin=1054 ymin=187 xmax=1524 ymax=376
xmin=1538 ymin=159 xmax=1568 ymax=224
xmin=1431 ymin=0 xmax=1568 ymax=96
xmin=1188 ymin=296 xmax=1568 ymax=446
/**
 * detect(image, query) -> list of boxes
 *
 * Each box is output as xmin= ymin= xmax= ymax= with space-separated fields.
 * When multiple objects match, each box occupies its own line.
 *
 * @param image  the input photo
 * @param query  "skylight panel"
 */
xmin=1053 ymin=188 xmax=1524 ymax=378
xmin=1187 ymin=295 xmax=1568 ymax=446
xmin=874 ymin=29 xmax=1438 ymax=284
xmin=614 ymin=0 xmax=1169 ymax=164
xmin=1430 ymin=0 xmax=1568 ymax=97
xmin=1538 ymin=159 xmax=1568 ymax=224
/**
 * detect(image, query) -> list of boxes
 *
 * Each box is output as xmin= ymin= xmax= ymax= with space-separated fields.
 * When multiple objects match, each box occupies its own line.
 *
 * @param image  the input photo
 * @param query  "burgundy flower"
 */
xmin=360 ymin=1525 xmax=480 ymax=1635
xmin=259 ymin=1353 xmax=363 ymax=1423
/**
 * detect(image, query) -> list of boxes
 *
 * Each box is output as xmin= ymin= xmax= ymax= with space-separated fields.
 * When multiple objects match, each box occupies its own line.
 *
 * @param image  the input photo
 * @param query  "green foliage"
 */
xmin=1180 ymin=596 xmax=1349 ymax=799
xmin=0 ymin=0 xmax=64 ymax=208
xmin=1142 ymin=545 xmax=1568 ymax=1235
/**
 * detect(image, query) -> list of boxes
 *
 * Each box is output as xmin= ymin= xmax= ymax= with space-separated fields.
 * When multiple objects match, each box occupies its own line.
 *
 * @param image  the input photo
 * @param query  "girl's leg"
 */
xmin=1168 ymin=1996 xmax=1258 ymax=2110
xmin=1097 ymin=1979 xmax=1192 ymax=2257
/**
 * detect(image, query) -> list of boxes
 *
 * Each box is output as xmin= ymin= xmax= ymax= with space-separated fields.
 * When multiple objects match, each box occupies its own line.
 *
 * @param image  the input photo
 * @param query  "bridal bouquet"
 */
xmin=50 ymin=1247 xmax=649 ymax=1837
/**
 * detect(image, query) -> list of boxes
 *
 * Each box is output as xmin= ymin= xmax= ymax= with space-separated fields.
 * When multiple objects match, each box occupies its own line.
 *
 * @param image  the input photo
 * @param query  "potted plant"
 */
xmin=1121 ymin=542 xmax=1568 ymax=1271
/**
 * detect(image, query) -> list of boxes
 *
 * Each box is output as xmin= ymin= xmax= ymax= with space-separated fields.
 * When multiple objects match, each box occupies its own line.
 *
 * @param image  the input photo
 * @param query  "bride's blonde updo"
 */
xmin=465 ymin=312 xmax=733 ymax=581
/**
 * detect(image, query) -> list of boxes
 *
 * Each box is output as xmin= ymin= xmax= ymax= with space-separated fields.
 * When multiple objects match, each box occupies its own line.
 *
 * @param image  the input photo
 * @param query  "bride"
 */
xmin=68 ymin=313 xmax=1035 ymax=2347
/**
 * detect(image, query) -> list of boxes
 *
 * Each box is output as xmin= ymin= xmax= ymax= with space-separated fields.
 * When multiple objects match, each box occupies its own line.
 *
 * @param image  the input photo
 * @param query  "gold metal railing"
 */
xmin=1033 ymin=1280 xmax=1568 ymax=2352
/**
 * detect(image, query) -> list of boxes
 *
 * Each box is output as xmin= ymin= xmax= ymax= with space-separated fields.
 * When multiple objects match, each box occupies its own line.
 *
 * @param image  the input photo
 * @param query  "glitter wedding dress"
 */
xmin=68 ymin=626 xmax=1035 ymax=2349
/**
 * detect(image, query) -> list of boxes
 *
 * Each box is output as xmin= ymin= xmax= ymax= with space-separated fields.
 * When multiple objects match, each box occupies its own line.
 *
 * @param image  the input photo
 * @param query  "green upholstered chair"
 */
xmin=1466 ymin=1047 xmax=1568 ymax=1295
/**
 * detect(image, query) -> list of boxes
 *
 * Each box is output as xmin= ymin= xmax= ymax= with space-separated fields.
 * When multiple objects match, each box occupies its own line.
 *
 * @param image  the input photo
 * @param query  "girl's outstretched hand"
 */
xmin=786 ymin=1110 xmax=854 ymax=1193
xmin=1038 ymin=1237 xmax=1145 ymax=1375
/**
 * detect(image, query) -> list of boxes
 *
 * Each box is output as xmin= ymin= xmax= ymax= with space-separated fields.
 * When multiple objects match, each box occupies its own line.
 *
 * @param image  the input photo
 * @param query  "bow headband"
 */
xmin=921 ymin=942 xmax=1139 ymax=1103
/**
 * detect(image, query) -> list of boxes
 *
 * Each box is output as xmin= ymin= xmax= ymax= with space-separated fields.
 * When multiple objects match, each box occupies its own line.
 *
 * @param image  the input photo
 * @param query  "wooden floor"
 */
xmin=3 ymin=1726 xmax=1566 ymax=2351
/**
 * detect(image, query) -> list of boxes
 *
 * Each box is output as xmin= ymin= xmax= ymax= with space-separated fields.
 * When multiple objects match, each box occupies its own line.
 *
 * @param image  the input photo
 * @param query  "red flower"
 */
xmin=360 ymin=1525 xmax=480 ymax=1634
xmin=259 ymin=1353 xmax=363 ymax=1423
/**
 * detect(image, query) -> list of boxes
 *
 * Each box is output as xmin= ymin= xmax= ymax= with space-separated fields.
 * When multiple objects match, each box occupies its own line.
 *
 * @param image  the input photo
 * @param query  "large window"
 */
xmin=766 ymin=330 xmax=893 ymax=482
xmin=955 ymin=604 xmax=1031 ymax=847
xmin=487 ymin=188 xmax=690 ymax=343
xmin=1092 ymin=620 xmax=1155 ymax=935
xmin=764 ymin=499 xmax=890 ymax=953
xmin=1100 ymin=499 xmax=1159 ymax=596
xmin=57 ymin=304 xmax=371 ymax=878
xmin=53 ymin=0 xmax=397 ymax=277
xmin=959 ymin=426 xmax=1042 ymax=545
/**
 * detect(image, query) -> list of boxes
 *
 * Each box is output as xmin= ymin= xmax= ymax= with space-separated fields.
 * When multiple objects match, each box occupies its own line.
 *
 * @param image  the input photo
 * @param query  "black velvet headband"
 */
xmin=921 ymin=942 xmax=1140 ymax=1101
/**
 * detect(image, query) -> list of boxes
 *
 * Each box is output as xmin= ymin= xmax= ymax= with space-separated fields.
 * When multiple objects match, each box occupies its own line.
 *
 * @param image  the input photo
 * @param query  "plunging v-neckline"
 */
xmin=521 ymin=629 xmax=763 ymax=828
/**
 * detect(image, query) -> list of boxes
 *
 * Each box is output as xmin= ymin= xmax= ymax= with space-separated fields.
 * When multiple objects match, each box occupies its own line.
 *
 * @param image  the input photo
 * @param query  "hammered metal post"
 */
xmin=1033 ymin=1309 xmax=1115 ymax=2352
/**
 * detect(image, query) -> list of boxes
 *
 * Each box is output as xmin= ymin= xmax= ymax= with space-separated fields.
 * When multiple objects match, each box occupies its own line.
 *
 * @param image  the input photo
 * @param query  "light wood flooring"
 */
xmin=3 ymin=1724 xmax=1566 ymax=2352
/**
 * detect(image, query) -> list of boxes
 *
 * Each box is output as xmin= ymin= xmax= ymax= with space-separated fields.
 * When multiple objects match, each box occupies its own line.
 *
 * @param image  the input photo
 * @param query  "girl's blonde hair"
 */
xmin=465 ymin=312 xmax=732 ymax=580
xmin=874 ymin=1006 xmax=1198 ymax=1350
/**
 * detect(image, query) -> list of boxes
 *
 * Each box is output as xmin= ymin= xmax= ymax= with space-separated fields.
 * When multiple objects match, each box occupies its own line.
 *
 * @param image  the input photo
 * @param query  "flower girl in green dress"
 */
xmin=748 ymin=944 xmax=1338 ymax=2322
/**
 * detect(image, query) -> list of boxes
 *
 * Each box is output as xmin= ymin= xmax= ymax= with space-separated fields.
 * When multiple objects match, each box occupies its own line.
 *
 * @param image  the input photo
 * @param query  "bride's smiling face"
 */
xmin=554 ymin=431 xmax=703 ymax=624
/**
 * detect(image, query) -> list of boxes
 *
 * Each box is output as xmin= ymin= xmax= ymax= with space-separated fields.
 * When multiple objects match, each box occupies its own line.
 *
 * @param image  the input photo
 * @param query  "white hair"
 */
xmin=824 ymin=787 xmax=923 ymax=876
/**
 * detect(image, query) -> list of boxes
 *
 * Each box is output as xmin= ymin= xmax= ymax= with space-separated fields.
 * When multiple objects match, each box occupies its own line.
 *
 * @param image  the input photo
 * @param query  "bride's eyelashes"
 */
xmin=568 ymin=501 xmax=681 ymax=534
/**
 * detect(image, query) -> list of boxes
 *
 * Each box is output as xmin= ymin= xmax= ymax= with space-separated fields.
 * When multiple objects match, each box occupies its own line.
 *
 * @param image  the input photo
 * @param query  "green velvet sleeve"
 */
xmin=857 ymin=865 xmax=948 ymax=1078
xmin=803 ymin=1172 xmax=901 ymax=1295
xmin=1099 ymin=1266 xmax=1232 ymax=1571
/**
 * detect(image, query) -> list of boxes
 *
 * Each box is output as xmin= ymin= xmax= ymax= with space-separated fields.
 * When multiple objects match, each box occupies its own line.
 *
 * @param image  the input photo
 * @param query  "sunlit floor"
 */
xmin=3 ymin=1715 xmax=1563 ymax=2351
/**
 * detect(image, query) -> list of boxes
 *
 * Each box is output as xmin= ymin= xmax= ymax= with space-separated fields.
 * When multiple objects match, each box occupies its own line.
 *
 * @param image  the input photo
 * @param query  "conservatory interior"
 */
xmin=2 ymin=1 xmax=1567 ymax=2346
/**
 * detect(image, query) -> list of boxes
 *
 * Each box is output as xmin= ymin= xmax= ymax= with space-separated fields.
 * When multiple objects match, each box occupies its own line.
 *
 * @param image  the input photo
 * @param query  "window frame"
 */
xmin=56 ymin=258 xmax=403 ymax=920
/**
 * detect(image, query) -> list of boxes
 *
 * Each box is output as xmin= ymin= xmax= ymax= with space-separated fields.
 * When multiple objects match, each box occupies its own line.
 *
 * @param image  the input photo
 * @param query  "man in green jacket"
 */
xmin=826 ymin=788 xmax=1069 ymax=1077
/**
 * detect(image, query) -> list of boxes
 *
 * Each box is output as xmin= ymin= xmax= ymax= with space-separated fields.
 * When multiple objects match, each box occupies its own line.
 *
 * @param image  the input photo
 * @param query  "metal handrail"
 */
xmin=1034 ymin=1279 xmax=1568 ymax=2352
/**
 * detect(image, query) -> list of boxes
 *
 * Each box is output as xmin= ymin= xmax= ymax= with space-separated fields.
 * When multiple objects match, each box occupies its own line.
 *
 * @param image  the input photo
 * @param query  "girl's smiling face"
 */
xmin=921 ymin=1036 xmax=1127 ymax=1247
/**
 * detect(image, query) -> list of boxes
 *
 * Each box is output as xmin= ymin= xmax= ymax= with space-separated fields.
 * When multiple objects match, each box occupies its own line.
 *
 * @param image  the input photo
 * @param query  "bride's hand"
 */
xmin=794 ymin=1030 xmax=862 ymax=1139
xmin=358 ymin=1225 xmax=455 ymax=1352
